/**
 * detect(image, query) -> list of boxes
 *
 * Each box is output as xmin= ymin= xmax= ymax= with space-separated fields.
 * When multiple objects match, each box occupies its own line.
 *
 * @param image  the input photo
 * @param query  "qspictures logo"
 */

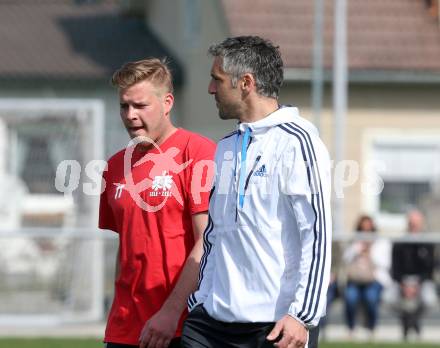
xmin=54 ymin=135 xmax=215 ymax=213
xmin=122 ymin=136 xmax=198 ymax=212
xmin=113 ymin=183 xmax=126 ymax=199
xmin=54 ymin=135 xmax=390 ymax=212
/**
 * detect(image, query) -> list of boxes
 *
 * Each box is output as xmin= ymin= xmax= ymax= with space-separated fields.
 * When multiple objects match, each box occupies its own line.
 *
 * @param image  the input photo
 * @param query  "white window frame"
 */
xmin=0 ymin=98 xmax=105 ymax=324
xmin=0 ymin=98 xmax=104 ymax=229
xmin=362 ymin=129 xmax=440 ymax=232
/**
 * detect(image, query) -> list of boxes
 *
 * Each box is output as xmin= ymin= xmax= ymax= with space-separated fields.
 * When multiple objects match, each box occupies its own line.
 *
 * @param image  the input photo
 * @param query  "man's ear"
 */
xmin=163 ymin=92 xmax=174 ymax=115
xmin=240 ymin=73 xmax=256 ymax=93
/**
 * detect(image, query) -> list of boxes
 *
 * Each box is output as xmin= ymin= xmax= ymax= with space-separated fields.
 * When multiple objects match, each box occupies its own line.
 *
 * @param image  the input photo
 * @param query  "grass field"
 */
xmin=0 ymin=338 xmax=102 ymax=348
xmin=322 ymin=343 xmax=439 ymax=348
xmin=0 ymin=339 xmax=439 ymax=348
xmin=0 ymin=338 xmax=103 ymax=348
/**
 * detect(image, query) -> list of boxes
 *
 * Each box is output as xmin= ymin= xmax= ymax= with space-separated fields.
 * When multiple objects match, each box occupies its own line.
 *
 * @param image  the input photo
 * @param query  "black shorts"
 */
xmin=181 ymin=305 xmax=320 ymax=348
xmin=105 ymin=337 xmax=181 ymax=348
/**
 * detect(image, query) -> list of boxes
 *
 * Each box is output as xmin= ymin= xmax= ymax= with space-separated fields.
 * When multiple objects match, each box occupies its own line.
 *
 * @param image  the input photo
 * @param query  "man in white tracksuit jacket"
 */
xmin=182 ymin=36 xmax=332 ymax=348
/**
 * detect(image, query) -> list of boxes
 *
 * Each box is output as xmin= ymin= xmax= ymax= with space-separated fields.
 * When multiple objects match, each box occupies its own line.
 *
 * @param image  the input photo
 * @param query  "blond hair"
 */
xmin=111 ymin=58 xmax=173 ymax=93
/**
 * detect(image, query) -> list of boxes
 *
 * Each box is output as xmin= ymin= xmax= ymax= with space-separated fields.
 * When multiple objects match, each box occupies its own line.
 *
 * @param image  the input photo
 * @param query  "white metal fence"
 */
xmin=0 ymin=229 xmax=117 ymax=326
xmin=0 ymin=229 xmax=438 ymax=326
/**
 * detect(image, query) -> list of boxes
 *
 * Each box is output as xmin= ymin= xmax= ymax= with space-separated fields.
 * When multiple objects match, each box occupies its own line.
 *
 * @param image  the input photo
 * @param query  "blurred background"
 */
xmin=0 ymin=0 xmax=440 ymax=344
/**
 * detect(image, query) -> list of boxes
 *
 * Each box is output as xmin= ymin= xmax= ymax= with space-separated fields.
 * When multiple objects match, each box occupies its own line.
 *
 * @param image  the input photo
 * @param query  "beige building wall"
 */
xmin=144 ymin=1 xmax=440 ymax=235
xmin=281 ymin=83 xmax=440 ymax=235
xmin=145 ymin=0 xmax=235 ymax=141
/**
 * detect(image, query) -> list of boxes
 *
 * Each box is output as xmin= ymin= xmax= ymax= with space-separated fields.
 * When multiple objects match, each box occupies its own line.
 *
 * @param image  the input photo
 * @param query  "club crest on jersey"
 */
xmin=150 ymin=171 xmax=173 ymax=197
xmin=254 ymin=164 xmax=268 ymax=177
xmin=113 ymin=183 xmax=126 ymax=199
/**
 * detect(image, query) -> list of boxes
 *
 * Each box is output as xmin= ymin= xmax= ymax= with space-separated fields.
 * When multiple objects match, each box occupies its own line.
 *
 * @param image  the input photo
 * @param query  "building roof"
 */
xmin=0 ymin=0 xmax=183 ymax=83
xmin=221 ymin=0 xmax=440 ymax=76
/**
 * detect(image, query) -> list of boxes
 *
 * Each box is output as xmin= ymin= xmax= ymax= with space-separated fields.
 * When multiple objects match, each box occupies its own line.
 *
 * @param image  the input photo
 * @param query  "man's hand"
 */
xmin=266 ymin=315 xmax=308 ymax=348
xmin=138 ymin=213 xmax=207 ymax=348
xmin=138 ymin=306 xmax=179 ymax=348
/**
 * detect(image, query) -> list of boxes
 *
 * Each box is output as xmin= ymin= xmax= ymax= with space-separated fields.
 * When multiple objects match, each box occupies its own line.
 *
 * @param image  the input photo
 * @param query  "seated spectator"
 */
xmin=392 ymin=209 xmax=437 ymax=340
xmin=343 ymin=215 xmax=392 ymax=338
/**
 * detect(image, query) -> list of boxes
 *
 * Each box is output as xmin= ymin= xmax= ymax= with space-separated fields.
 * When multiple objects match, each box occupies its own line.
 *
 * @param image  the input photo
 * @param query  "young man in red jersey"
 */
xmin=99 ymin=58 xmax=215 ymax=348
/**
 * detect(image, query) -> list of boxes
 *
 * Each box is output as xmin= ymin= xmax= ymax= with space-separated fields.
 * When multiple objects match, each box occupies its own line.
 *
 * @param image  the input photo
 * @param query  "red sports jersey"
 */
xmin=99 ymin=129 xmax=215 ymax=345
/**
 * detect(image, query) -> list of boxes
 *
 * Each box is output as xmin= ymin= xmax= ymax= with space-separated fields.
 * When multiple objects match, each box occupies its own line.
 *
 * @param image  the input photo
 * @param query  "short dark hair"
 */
xmin=208 ymin=36 xmax=284 ymax=98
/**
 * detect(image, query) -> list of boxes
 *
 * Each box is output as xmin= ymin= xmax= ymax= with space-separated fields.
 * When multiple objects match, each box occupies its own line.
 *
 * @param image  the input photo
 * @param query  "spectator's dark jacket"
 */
xmin=391 ymin=242 xmax=435 ymax=282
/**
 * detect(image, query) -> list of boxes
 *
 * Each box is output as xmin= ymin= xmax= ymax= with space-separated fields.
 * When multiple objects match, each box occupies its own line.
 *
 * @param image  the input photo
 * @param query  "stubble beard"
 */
xmin=217 ymin=102 xmax=241 ymax=121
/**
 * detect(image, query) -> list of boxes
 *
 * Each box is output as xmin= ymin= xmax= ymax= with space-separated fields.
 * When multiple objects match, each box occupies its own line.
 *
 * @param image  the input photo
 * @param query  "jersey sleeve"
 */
xmin=187 ymin=137 xmax=216 ymax=215
xmin=281 ymin=136 xmax=332 ymax=328
xmin=99 ymin=166 xmax=118 ymax=233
